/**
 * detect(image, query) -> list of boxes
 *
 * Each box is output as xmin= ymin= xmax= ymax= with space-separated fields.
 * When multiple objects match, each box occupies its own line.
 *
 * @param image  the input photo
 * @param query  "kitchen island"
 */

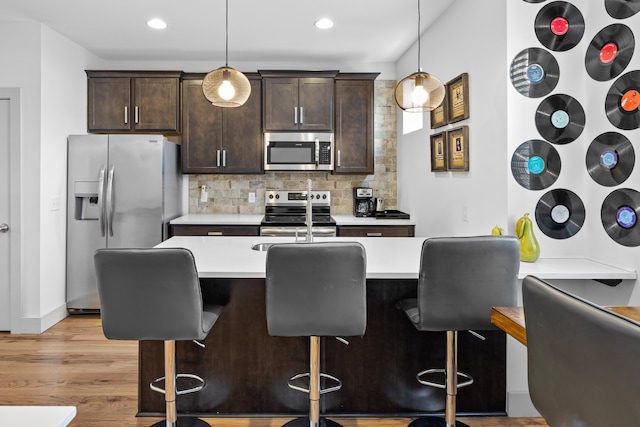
xmin=139 ymin=236 xmax=635 ymax=418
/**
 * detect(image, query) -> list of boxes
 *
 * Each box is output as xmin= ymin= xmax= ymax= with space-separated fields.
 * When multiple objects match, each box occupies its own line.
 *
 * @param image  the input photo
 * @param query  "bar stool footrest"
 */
xmin=150 ymin=373 xmax=206 ymax=396
xmin=287 ymin=372 xmax=343 ymax=394
xmin=416 ymin=368 xmax=474 ymax=389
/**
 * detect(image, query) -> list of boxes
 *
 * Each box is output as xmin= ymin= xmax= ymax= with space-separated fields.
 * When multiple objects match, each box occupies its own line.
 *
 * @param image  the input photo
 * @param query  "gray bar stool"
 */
xmin=94 ymin=248 xmax=224 ymax=427
xmin=523 ymin=275 xmax=640 ymax=426
xmin=396 ymin=236 xmax=519 ymax=427
xmin=265 ymin=242 xmax=367 ymax=427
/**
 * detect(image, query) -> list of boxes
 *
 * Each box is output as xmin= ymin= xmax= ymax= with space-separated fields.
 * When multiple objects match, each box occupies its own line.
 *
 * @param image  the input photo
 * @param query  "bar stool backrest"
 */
xmin=265 ymin=242 xmax=367 ymax=337
xmin=94 ymin=248 xmax=211 ymax=341
xmin=523 ymin=275 xmax=640 ymax=426
xmin=417 ymin=236 xmax=520 ymax=331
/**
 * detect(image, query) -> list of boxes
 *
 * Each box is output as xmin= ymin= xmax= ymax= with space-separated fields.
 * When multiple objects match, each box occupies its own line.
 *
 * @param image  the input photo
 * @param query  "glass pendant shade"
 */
xmin=203 ymin=66 xmax=251 ymax=108
xmin=395 ymin=71 xmax=445 ymax=112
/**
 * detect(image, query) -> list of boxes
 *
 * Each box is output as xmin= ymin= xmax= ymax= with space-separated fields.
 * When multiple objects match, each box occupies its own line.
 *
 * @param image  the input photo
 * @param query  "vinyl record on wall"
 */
xmin=605 ymin=0 xmax=640 ymax=19
xmin=535 ymin=1 xmax=585 ymax=52
xmin=605 ymin=70 xmax=640 ymax=130
xmin=586 ymin=132 xmax=635 ymax=187
xmin=601 ymin=188 xmax=640 ymax=247
xmin=535 ymin=189 xmax=585 ymax=239
xmin=511 ymin=140 xmax=561 ymax=190
xmin=510 ymin=48 xmax=560 ymax=98
xmin=585 ymin=24 xmax=635 ymax=81
xmin=535 ymin=94 xmax=585 ymax=144
xmin=524 ymin=0 xmax=547 ymax=3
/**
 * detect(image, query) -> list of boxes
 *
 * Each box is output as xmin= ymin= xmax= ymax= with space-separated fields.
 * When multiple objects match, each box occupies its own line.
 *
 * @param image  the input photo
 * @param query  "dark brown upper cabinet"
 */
xmin=86 ymin=71 xmax=181 ymax=133
xmin=333 ymin=73 xmax=379 ymax=174
xmin=181 ymin=74 xmax=263 ymax=174
xmin=260 ymin=70 xmax=337 ymax=131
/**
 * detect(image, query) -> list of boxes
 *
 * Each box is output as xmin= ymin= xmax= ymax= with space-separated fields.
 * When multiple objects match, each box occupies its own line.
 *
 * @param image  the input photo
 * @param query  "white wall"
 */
xmin=397 ymin=0 xmax=508 ymax=238
xmin=0 ymin=21 xmax=103 ymax=332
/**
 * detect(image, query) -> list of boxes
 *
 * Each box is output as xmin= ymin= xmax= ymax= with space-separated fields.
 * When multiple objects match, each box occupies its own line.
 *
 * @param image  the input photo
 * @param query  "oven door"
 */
xmin=260 ymin=226 xmax=337 ymax=238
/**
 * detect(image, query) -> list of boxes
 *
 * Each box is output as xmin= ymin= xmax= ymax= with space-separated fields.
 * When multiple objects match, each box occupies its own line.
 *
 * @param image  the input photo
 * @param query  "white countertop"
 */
xmin=0 ymin=406 xmax=76 ymax=427
xmin=170 ymin=214 xmax=264 ymax=225
xmin=156 ymin=236 xmax=636 ymax=281
xmin=170 ymin=214 xmax=415 ymax=226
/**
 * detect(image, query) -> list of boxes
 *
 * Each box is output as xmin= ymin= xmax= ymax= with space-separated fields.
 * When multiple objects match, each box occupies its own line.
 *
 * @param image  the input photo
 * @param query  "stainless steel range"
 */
xmin=260 ymin=190 xmax=337 ymax=237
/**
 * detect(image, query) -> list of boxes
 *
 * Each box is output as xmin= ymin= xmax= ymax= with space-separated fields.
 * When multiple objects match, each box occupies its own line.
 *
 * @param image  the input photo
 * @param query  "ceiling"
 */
xmin=0 ymin=0 xmax=454 ymax=65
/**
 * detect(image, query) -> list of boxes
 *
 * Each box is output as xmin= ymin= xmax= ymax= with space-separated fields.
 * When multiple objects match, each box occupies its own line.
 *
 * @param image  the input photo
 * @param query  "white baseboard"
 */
xmin=12 ymin=303 xmax=68 ymax=334
xmin=506 ymin=391 xmax=540 ymax=417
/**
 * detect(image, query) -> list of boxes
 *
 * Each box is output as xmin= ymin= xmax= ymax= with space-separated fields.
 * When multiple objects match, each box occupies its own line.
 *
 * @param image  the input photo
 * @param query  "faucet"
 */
xmin=305 ymin=179 xmax=313 ymax=243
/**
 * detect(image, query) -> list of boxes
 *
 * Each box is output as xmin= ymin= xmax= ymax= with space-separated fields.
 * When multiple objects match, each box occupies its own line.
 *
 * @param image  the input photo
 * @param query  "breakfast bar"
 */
xmin=139 ymin=236 xmax=635 ymax=418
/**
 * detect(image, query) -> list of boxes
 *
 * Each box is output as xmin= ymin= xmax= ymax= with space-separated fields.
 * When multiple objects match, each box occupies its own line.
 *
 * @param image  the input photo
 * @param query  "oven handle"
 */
xmin=260 ymin=226 xmax=336 ymax=238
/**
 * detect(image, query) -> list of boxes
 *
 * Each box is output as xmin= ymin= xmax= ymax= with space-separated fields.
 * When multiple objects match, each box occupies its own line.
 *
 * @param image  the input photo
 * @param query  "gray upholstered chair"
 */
xmin=397 ymin=236 xmax=520 ymax=427
xmin=523 ymin=275 xmax=640 ymax=426
xmin=265 ymin=242 xmax=367 ymax=427
xmin=94 ymin=247 xmax=224 ymax=427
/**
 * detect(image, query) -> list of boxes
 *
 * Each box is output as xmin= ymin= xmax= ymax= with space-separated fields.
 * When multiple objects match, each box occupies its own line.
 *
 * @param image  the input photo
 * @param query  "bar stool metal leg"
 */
xmin=150 ymin=340 xmax=210 ymax=427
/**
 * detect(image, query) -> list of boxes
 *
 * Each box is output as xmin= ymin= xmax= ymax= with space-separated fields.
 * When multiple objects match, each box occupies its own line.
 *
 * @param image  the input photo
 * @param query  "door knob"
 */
xmin=0 ymin=223 xmax=9 ymax=233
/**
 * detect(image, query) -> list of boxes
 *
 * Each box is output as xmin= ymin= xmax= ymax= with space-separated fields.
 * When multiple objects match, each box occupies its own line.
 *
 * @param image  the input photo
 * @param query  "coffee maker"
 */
xmin=353 ymin=187 xmax=375 ymax=217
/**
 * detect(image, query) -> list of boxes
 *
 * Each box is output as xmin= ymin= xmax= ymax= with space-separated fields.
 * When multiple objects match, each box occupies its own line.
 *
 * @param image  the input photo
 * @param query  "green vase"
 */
xmin=516 ymin=213 xmax=540 ymax=262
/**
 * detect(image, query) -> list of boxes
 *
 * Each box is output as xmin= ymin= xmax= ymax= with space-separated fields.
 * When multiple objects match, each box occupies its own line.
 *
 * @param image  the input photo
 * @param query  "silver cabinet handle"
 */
xmin=207 ymin=231 xmax=223 ymax=236
xmin=216 ymin=150 xmax=221 ymax=167
xmin=98 ymin=165 xmax=106 ymax=237
xmin=294 ymin=107 xmax=298 ymax=124
xmin=124 ymin=106 xmax=128 ymax=124
xmin=134 ymin=106 xmax=139 ymax=124
xmin=222 ymin=150 xmax=227 ymax=167
xmin=0 ymin=223 xmax=9 ymax=233
xmin=337 ymin=150 xmax=341 ymax=167
xmin=300 ymin=107 xmax=304 ymax=124
xmin=366 ymin=232 xmax=383 ymax=237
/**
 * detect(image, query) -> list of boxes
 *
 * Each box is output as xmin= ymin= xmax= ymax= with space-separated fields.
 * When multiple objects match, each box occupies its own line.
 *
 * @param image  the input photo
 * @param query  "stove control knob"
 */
xmin=322 ymin=194 xmax=327 ymax=199
xmin=275 ymin=194 xmax=280 ymax=199
xmin=268 ymin=194 xmax=274 ymax=199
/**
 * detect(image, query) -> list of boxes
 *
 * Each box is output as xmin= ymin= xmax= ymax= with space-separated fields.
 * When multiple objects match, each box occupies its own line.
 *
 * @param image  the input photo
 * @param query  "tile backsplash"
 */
xmin=188 ymin=80 xmax=397 ymax=216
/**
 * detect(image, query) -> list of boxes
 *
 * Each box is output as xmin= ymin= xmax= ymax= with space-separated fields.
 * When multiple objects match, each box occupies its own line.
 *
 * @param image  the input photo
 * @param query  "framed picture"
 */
xmin=446 ymin=73 xmax=470 ymax=124
xmin=447 ymin=126 xmax=469 ymax=171
xmin=430 ymin=91 xmax=448 ymax=129
xmin=430 ymin=131 xmax=448 ymax=172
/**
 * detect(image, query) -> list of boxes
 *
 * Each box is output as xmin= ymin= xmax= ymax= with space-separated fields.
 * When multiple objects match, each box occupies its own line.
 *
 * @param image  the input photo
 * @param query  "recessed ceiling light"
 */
xmin=314 ymin=18 xmax=334 ymax=30
xmin=147 ymin=18 xmax=167 ymax=30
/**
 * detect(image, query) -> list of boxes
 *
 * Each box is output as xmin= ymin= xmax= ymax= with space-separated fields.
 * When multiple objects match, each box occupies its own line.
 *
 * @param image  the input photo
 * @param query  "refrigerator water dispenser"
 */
xmin=74 ymin=181 xmax=99 ymax=220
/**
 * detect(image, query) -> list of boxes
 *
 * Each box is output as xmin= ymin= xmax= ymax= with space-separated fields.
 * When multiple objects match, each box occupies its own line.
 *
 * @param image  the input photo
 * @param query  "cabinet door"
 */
xmin=223 ymin=78 xmax=263 ymax=173
xmin=87 ymin=78 xmax=131 ymax=132
xmin=181 ymin=80 xmax=223 ymax=173
xmin=133 ymin=78 xmax=180 ymax=132
xmin=298 ymin=78 xmax=334 ymax=131
xmin=263 ymin=78 xmax=298 ymax=131
xmin=334 ymin=79 xmax=374 ymax=174
xmin=337 ymin=225 xmax=415 ymax=237
xmin=170 ymin=225 xmax=260 ymax=236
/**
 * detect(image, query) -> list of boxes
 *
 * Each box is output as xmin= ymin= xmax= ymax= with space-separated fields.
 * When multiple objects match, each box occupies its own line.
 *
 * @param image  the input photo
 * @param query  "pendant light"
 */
xmin=202 ymin=0 xmax=251 ymax=108
xmin=395 ymin=0 xmax=445 ymax=112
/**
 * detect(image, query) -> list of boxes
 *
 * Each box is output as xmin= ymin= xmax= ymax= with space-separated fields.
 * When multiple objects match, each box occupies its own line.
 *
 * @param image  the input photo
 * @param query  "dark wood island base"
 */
xmin=138 ymin=278 xmax=507 ymax=418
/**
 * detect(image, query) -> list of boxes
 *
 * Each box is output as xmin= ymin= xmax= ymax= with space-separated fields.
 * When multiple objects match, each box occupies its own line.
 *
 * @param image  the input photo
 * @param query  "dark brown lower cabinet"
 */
xmin=338 ymin=225 xmax=415 ymax=237
xmin=170 ymin=225 xmax=260 ymax=237
xmin=138 ymin=278 xmax=506 ymax=418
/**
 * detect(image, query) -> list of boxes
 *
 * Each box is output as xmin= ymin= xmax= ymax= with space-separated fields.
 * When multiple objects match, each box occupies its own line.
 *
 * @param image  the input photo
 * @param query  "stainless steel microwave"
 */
xmin=264 ymin=132 xmax=334 ymax=171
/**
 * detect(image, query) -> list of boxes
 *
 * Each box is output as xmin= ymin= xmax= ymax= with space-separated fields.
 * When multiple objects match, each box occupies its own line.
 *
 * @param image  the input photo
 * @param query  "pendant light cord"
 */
xmin=225 ymin=0 xmax=229 ymax=67
xmin=417 ymin=0 xmax=421 ymax=71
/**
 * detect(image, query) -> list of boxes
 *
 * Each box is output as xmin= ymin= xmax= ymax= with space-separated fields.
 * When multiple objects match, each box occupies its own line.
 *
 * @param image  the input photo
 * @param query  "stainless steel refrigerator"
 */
xmin=66 ymin=134 xmax=181 ymax=312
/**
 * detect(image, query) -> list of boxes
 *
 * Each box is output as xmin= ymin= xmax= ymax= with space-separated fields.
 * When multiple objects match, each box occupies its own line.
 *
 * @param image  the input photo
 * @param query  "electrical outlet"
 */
xmin=50 ymin=196 xmax=61 ymax=211
xmin=248 ymin=192 xmax=256 ymax=203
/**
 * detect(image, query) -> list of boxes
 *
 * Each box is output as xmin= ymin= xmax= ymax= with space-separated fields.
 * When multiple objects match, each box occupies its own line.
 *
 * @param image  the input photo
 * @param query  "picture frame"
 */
xmin=446 ymin=73 xmax=470 ymax=124
xmin=447 ymin=126 xmax=469 ymax=171
xmin=430 ymin=131 xmax=448 ymax=172
xmin=430 ymin=91 xmax=448 ymax=129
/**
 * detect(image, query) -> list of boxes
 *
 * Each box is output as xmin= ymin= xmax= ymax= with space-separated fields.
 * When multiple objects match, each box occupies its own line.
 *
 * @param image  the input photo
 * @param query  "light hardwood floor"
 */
xmin=0 ymin=316 xmax=548 ymax=427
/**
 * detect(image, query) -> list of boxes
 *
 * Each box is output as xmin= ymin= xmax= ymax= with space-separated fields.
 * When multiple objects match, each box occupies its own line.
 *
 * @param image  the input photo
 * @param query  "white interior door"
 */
xmin=0 ymin=97 xmax=11 ymax=330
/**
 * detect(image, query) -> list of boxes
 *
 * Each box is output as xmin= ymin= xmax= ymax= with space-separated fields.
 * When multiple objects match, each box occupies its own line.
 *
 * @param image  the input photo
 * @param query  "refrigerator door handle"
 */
xmin=106 ymin=164 xmax=115 ymax=237
xmin=98 ymin=165 xmax=107 ymax=237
